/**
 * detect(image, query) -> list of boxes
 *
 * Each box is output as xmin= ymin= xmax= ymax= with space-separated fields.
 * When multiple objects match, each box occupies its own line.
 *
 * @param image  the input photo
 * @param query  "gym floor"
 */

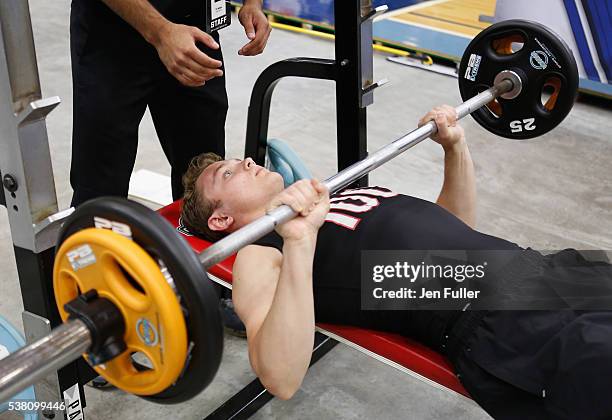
xmin=1 ymin=1 xmax=611 ymax=419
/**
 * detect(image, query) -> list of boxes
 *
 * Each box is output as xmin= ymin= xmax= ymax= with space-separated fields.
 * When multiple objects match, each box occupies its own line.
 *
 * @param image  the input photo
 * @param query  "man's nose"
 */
xmin=243 ymin=158 xmax=255 ymax=170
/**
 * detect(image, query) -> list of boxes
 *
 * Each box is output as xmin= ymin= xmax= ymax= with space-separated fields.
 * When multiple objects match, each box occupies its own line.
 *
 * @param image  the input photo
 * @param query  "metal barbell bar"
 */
xmin=199 ymin=74 xmax=519 ymax=267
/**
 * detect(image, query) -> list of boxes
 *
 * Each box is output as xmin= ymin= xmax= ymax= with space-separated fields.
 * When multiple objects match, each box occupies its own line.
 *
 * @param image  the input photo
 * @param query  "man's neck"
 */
xmin=228 ymin=206 xmax=268 ymax=233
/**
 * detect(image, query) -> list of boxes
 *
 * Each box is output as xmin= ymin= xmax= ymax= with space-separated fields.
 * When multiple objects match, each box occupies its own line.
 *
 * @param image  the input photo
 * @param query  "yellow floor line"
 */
xmin=271 ymin=21 xmax=418 ymax=58
xmin=271 ymin=22 xmax=335 ymax=40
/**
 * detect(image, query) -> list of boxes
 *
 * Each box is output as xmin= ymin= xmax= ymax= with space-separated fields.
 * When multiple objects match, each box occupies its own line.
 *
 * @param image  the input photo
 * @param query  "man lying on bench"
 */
xmin=179 ymin=106 xmax=612 ymax=420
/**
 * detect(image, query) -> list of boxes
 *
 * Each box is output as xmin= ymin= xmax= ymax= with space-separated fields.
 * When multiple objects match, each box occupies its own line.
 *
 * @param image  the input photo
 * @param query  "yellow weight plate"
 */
xmin=53 ymin=228 xmax=188 ymax=396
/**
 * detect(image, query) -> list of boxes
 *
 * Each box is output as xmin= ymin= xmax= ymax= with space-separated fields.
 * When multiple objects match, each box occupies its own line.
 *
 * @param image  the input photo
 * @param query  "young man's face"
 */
xmin=197 ymin=157 xmax=284 ymax=231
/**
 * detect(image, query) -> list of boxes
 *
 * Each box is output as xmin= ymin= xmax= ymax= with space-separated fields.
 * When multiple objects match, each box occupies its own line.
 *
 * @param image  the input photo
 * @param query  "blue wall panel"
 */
xmin=582 ymin=0 xmax=612 ymax=81
xmin=262 ymin=0 xmax=426 ymax=25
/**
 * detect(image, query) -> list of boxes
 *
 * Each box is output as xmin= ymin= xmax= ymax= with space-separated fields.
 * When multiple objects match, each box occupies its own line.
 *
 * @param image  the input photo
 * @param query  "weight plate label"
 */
xmin=136 ymin=318 xmax=159 ymax=347
xmin=67 ymin=244 xmax=96 ymax=271
xmin=464 ymin=54 xmax=482 ymax=81
xmin=94 ymin=216 xmax=133 ymax=239
xmin=534 ymin=37 xmax=562 ymax=69
xmin=510 ymin=118 xmax=537 ymax=133
xmin=530 ymin=50 xmax=549 ymax=70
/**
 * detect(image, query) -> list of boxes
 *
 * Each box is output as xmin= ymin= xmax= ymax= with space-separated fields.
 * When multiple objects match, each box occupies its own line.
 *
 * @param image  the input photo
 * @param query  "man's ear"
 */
xmin=208 ymin=208 xmax=234 ymax=232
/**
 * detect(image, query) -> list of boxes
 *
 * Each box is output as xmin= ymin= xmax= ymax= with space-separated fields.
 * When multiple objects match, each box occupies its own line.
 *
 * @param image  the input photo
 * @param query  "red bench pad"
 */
xmin=316 ymin=323 xmax=469 ymax=397
xmin=158 ymin=200 xmax=470 ymax=398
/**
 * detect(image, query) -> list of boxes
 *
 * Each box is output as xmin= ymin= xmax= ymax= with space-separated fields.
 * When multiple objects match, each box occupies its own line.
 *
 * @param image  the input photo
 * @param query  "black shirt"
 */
xmin=254 ymin=186 xmax=520 ymax=350
xmin=73 ymin=0 xmax=205 ymax=33
xmin=71 ymin=0 xmax=214 ymax=65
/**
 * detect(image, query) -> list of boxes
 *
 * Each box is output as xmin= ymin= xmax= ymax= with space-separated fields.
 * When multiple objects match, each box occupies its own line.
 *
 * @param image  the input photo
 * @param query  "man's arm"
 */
xmin=437 ymin=140 xmax=476 ymax=227
xmin=100 ymin=0 xmax=223 ymax=86
xmin=233 ymin=240 xmax=316 ymax=400
xmin=237 ymin=0 xmax=272 ymax=56
xmin=419 ymin=105 xmax=476 ymax=228
xmin=232 ymin=179 xmax=329 ymax=399
xmin=100 ymin=0 xmax=168 ymax=45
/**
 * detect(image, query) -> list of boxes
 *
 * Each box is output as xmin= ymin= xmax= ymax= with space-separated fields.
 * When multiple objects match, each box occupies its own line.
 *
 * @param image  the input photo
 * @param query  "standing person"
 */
xmin=70 ymin=0 xmax=271 ymax=206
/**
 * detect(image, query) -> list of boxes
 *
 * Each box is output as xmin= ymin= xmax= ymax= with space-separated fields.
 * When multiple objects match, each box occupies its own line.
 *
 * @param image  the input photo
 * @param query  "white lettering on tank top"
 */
xmin=329 ymin=195 xmax=380 ymax=213
xmin=325 ymin=212 xmax=361 ymax=230
xmin=325 ymin=187 xmax=398 ymax=230
xmin=336 ymin=188 xmax=398 ymax=198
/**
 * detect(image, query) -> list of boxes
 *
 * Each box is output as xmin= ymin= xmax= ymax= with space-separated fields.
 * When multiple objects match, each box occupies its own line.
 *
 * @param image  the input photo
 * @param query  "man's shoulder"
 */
xmin=236 ymin=243 xmax=282 ymax=266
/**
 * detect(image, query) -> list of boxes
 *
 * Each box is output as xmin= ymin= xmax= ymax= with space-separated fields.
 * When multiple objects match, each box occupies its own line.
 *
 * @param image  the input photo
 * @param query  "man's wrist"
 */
xmin=143 ymin=16 xmax=172 ymax=47
xmin=443 ymin=138 xmax=468 ymax=154
xmin=283 ymin=232 xmax=318 ymax=249
xmin=242 ymin=0 xmax=263 ymax=8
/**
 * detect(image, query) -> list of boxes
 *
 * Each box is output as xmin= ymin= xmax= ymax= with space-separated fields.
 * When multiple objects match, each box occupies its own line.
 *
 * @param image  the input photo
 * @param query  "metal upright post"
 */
xmin=334 ymin=0 xmax=369 ymax=186
xmin=0 ymin=0 xmax=91 ymax=415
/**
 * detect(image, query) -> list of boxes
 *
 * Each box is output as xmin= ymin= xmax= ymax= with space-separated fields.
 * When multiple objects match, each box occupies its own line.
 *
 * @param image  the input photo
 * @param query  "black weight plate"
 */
xmin=57 ymin=197 xmax=223 ymax=404
xmin=458 ymin=20 xmax=579 ymax=140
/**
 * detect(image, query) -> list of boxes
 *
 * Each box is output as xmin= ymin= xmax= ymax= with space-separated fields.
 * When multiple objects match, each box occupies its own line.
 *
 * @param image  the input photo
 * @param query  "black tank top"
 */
xmin=254 ymin=187 xmax=521 ymax=351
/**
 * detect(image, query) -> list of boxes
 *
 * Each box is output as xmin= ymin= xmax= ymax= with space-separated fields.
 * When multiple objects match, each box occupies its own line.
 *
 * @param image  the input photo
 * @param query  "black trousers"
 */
xmin=448 ymin=309 xmax=612 ymax=420
xmin=70 ymin=1 xmax=228 ymax=206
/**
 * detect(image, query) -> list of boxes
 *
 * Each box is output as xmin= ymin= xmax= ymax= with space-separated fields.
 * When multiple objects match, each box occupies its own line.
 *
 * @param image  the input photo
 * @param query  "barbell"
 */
xmin=0 ymin=20 xmax=578 ymax=405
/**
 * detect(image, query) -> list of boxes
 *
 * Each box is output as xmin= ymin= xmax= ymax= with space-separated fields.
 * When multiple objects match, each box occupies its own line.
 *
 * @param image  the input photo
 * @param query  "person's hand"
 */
xmin=418 ymin=105 xmax=465 ymax=151
xmin=153 ymin=22 xmax=224 ymax=86
xmin=238 ymin=3 xmax=272 ymax=56
xmin=267 ymin=179 xmax=330 ymax=242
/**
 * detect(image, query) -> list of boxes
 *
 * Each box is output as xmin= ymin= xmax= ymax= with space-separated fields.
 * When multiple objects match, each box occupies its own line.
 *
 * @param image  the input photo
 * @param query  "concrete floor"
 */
xmin=1 ymin=0 xmax=611 ymax=419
